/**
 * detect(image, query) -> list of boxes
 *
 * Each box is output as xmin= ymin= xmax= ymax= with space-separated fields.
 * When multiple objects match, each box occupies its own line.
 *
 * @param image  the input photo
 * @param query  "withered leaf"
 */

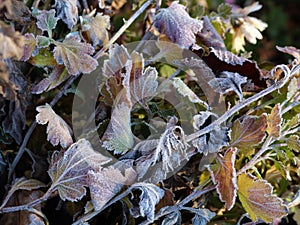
xmin=36 ymin=103 xmax=73 ymax=148
xmin=208 ymin=71 xmax=248 ymax=101
xmin=88 ymin=166 xmax=136 ymax=210
xmin=0 ymin=177 xmax=46 ymax=208
xmin=53 ymin=35 xmax=98 ymax=75
xmin=230 ymin=114 xmax=267 ymax=152
xmin=154 ymin=2 xmax=203 ymax=48
xmin=0 ymin=21 xmax=24 ymax=60
xmin=48 ymin=139 xmax=111 ymax=201
xmin=207 ymin=148 xmax=238 ymax=210
xmin=36 ymin=9 xmax=59 ymax=37
xmin=237 ymin=173 xmax=288 ymax=223
xmin=130 ymin=183 xmax=165 ymax=222
xmin=81 ymin=12 xmax=110 ymax=47
xmin=3 ymin=0 xmax=31 ymax=24
xmin=54 ymin=0 xmax=78 ymax=29
xmin=266 ymin=104 xmax=282 ymax=138
xmin=21 ymin=33 xmax=36 ymax=61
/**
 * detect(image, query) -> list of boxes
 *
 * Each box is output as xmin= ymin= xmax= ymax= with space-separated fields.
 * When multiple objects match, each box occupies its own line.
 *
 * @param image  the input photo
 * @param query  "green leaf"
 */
xmin=53 ymin=35 xmax=98 ymax=75
xmin=217 ymin=3 xmax=232 ymax=19
xmin=36 ymin=9 xmax=59 ymax=37
xmin=237 ymin=173 xmax=288 ymax=223
xmin=287 ymin=135 xmax=300 ymax=152
xmin=36 ymin=35 xmax=51 ymax=48
xmin=28 ymin=48 xmax=57 ymax=67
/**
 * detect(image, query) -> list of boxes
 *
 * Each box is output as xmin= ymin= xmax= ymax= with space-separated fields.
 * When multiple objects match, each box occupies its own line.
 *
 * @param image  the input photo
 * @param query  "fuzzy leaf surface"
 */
xmin=207 ymin=148 xmax=237 ymax=210
xmin=48 ymin=139 xmax=111 ymax=201
xmin=36 ymin=9 xmax=59 ymax=36
xmin=54 ymin=0 xmax=77 ymax=29
xmin=36 ymin=103 xmax=73 ymax=148
xmin=237 ymin=173 xmax=288 ymax=223
xmin=154 ymin=2 xmax=203 ymax=48
xmin=266 ymin=104 xmax=282 ymax=138
xmin=53 ymin=35 xmax=98 ymax=75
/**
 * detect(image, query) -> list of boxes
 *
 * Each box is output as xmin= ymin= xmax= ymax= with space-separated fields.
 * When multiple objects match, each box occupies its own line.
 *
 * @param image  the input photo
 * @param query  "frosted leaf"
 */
xmin=54 ymin=0 xmax=77 ymax=29
xmin=36 ymin=103 xmax=73 ymax=148
xmin=48 ymin=139 xmax=111 ymax=201
xmin=36 ymin=9 xmax=59 ymax=36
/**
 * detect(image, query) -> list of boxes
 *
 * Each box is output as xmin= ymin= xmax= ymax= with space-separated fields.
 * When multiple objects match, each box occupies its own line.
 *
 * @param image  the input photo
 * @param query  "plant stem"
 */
xmin=94 ymin=0 xmax=154 ymax=60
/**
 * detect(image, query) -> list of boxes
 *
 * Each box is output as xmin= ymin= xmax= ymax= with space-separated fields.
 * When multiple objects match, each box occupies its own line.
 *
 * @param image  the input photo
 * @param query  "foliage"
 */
xmin=0 ymin=0 xmax=300 ymax=224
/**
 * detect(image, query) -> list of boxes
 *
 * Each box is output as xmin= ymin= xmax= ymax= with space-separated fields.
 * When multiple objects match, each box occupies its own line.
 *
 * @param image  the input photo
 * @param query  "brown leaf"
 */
xmin=0 ymin=21 xmax=24 ymax=60
xmin=230 ymin=114 xmax=267 ymax=152
xmin=21 ymin=33 xmax=36 ymax=61
xmin=238 ymin=173 xmax=288 ymax=222
xmin=3 ymin=0 xmax=31 ymax=24
xmin=207 ymin=148 xmax=237 ymax=210
xmin=48 ymin=139 xmax=111 ymax=201
xmin=36 ymin=103 xmax=73 ymax=148
xmin=266 ymin=104 xmax=282 ymax=138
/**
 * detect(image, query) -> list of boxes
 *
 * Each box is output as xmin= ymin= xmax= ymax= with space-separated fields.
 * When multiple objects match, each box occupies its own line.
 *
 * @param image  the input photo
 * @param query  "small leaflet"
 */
xmin=266 ymin=104 xmax=282 ymax=138
xmin=237 ymin=173 xmax=288 ymax=223
xmin=153 ymin=2 xmax=203 ymax=48
xmin=0 ymin=177 xmax=46 ymax=208
xmin=53 ymin=35 xmax=98 ymax=75
xmin=207 ymin=148 xmax=238 ymax=210
xmin=186 ymin=207 xmax=216 ymax=225
xmin=54 ymin=0 xmax=78 ymax=29
xmin=36 ymin=103 xmax=73 ymax=148
xmin=80 ymin=11 xmax=110 ymax=47
xmin=130 ymin=183 xmax=165 ymax=222
xmin=88 ymin=166 xmax=136 ymax=210
xmin=48 ymin=139 xmax=111 ymax=201
xmin=230 ymin=114 xmax=267 ymax=152
xmin=0 ymin=21 xmax=24 ymax=60
xmin=36 ymin=9 xmax=59 ymax=37
xmin=208 ymin=71 xmax=248 ymax=101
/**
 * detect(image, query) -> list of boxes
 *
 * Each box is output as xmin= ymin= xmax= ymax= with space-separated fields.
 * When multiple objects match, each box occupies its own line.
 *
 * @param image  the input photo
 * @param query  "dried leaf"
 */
xmin=276 ymin=46 xmax=300 ymax=61
xmin=237 ymin=173 xmax=288 ymax=223
xmin=0 ymin=177 xmax=46 ymax=208
xmin=208 ymin=71 xmax=248 ymax=101
xmin=54 ymin=0 xmax=78 ymax=29
xmin=130 ymin=183 xmax=165 ymax=222
xmin=48 ymin=139 xmax=111 ymax=201
xmin=0 ymin=21 xmax=24 ymax=60
xmin=88 ymin=166 xmax=136 ymax=210
xmin=3 ymin=0 xmax=31 ymax=24
xmin=154 ymin=2 xmax=203 ymax=48
xmin=36 ymin=9 xmax=59 ymax=36
xmin=36 ymin=103 xmax=73 ymax=148
xmin=0 ymin=0 xmax=12 ymax=15
xmin=21 ymin=33 xmax=36 ymax=61
xmin=53 ymin=35 xmax=98 ymax=75
xmin=0 ymin=190 xmax=45 ymax=225
xmin=192 ymin=112 xmax=215 ymax=130
xmin=207 ymin=148 xmax=237 ymax=210
xmin=81 ymin=12 xmax=110 ymax=47
xmin=266 ymin=104 xmax=282 ymax=138
xmin=230 ymin=114 xmax=267 ymax=152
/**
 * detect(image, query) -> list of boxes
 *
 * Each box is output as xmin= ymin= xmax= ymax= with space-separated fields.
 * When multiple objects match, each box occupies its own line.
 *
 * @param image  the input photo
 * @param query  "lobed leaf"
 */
xmin=230 ymin=114 xmax=267 ymax=152
xmin=266 ymin=104 xmax=282 ymax=138
xmin=237 ymin=173 xmax=288 ymax=223
xmin=48 ymin=139 xmax=111 ymax=201
xmin=36 ymin=103 xmax=73 ymax=148
xmin=36 ymin=9 xmax=59 ymax=36
xmin=154 ymin=2 xmax=203 ymax=48
xmin=287 ymin=135 xmax=300 ymax=153
xmin=207 ymin=148 xmax=237 ymax=210
xmin=53 ymin=35 xmax=98 ymax=75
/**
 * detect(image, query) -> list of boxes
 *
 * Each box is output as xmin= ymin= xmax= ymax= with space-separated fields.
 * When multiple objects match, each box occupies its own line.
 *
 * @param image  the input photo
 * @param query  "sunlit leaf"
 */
xmin=81 ymin=11 xmax=110 ymax=47
xmin=130 ymin=183 xmax=165 ymax=222
xmin=154 ymin=1 xmax=203 ymax=48
xmin=36 ymin=103 xmax=73 ymax=148
xmin=36 ymin=9 xmax=59 ymax=37
xmin=287 ymin=135 xmax=300 ymax=153
xmin=207 ymin=148 xmax=237 ymax=210
xmin=208 ymin=71 xmax=247 ymax=101
xmin=88 ymin=166 xmax=136 ymax=210
xmin=237 ymin=173 xmax=288 ymax=223
xmin=48 ymin=139 xmax=111 ymax=201
xmin=53 ymin=35 xmax=98 ymax=75
xmin=0 ymin=177 xmax=46 ymax=208
xmin=266 ymin=104 xmax=282 ymax=138
xmin=230 ymin=114 xmax=267 ymax=152
xmin=54 ymin=0 xmax=77 ymax=29
xmin=0 ymin=21 xmax=24 ymax=60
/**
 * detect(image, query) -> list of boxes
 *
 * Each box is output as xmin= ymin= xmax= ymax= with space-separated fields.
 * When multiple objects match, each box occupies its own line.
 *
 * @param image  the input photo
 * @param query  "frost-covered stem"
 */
xmin=186 ymin=68 xmax=292 ymax=143
xmin=139 ymin=185 xmax=216 ymax=225
xmin=281 ymin=101 xmax=300 ymax=115
xmin=7 ymin=75 xmax=78 ymax=183
xmin=237 ymin=135 xmax=273 ymax=176
xmin=95 ymin=0 xmax=154 ymax=60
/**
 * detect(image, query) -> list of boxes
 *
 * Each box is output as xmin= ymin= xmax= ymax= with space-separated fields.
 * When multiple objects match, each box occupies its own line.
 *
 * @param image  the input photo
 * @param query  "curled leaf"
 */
xmin=53 ymin=35 xmax=98 ymax=75
xmin=36 ymin=103 xmax=73 ymax=148
xmin=237 ymin=173 xmax=288 ymax=223
xmin=154 ymin=2 xmax=203 ymax=48
xmin=48 ymin=139 xmax=111 ymax=201
xmin=276 ymin=46 xmax=300 ymax=61
xmin=54 ymin=0 xmax=78 ymax=29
